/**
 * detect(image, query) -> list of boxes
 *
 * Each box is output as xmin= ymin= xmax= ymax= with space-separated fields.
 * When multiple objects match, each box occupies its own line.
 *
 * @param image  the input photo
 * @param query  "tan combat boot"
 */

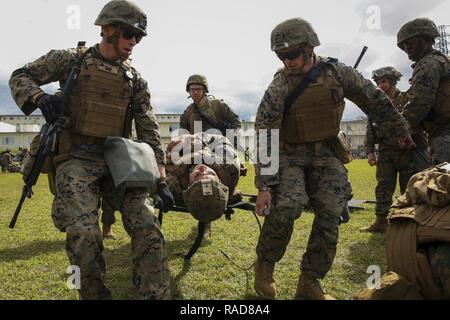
xmin=294 ymin=273 xmax=336 ymax=300
xmin=359 ymin=215 xmax=388 ymax=233
xmin=254 ymin=258 xmax=277 ymax=300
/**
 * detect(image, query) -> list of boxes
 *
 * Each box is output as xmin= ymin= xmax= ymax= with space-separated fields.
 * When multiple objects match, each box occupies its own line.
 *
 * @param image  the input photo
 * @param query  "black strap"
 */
xmin=192 ymin=102 xmax=226 ymax=135
xmin=283 ymin=60 xmax=328 ymax=116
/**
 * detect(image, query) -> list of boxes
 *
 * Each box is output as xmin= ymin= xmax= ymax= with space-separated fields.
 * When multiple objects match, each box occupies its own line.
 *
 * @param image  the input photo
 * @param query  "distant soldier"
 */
xmin=361 ymin=67 xmax=428 ymax=233
xmin=1 ymin=149 xmax=13 ymax=173
xmin=397 ymin=18 xmax=450 ymax=164
xmin=180 ymin=74 xmax=242 ymax=135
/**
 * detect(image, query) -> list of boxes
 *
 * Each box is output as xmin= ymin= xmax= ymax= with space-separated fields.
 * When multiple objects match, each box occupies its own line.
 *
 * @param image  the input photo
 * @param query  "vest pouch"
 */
xmin=296 ymin=107 xmax=340 ymax=143
xmin=329 ymin=131 xmax=354 ymax=164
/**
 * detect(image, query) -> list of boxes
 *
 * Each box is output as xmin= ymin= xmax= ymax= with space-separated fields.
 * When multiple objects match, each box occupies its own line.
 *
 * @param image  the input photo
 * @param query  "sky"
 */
xmin=0 ymin=0 xmax=449 ymax=120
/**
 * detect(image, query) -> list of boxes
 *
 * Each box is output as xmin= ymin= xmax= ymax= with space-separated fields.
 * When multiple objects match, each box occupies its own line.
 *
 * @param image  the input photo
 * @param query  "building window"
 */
xmin=169 ymin=125 xmax=179 ymax=132
xmin=2 ymin=137 xmax=16 ymax=145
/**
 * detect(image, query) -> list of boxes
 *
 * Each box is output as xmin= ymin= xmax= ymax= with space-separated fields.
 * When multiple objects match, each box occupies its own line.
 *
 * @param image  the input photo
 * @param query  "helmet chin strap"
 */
xmin=106 ymin=29 xmax=125 ymax=61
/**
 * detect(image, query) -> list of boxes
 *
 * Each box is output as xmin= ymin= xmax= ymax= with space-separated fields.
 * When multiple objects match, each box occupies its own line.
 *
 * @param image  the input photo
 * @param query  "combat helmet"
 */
xmin=372 ymin=66 xmax=403 ymax=83
xmin=95 ymin=0 xmax=148 ymax=36
xmin=397 ymin=17 xmax=439 ymax=50
xmin=186 ymin=74 xmax=209 ymax=93
xmin=271 ymin=18 xmax=320 ymax=51
xmin=182 ymin=179 xmax=229 ymax=223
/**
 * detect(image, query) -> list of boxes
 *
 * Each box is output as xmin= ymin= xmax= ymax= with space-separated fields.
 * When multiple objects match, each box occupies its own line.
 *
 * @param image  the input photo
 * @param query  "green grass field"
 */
xmin=0 ymin=160 xmax=401 ymax=300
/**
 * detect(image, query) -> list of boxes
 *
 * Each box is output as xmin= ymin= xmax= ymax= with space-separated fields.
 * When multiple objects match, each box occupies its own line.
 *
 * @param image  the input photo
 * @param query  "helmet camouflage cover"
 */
xmin=182 ymin=179 xmax=229 ymax=223
xmin=397 ymin=17 xmax=439 ymax=49
xmin=270 ymin=18 xmax=320 ymax=51
xmin=186 ymin=74 xmax=209 ymax=93
xmin=372 ymin=66 xmax=403 ymax=82
xmin=95 ymin=0 xmax=148 ymax=36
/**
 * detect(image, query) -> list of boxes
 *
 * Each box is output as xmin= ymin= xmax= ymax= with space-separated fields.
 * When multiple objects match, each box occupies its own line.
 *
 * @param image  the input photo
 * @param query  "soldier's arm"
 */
xmin=254 ymin=73 xmax=288 ymax=189
xmin=9 ymin=49 xmax=76 ymax=115
xmin=364 ymin=121 xmax=376 ymax=154
xmin=179 ymin=107 xmax=192 ymax=132
xmin=220 ymin=102 xmax=242 ymax=129
xmin=131 ymin=72 xmax=166 ymax=165
xmin=332 ymin=63 xmax=409 ymax=140
xmin=401 ymin=56 xmax=447 ymax=130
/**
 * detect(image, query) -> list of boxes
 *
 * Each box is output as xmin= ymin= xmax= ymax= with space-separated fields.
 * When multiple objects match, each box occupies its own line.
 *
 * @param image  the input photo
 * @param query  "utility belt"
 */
xmin=281 ymin=131 xmax=354 ymax=164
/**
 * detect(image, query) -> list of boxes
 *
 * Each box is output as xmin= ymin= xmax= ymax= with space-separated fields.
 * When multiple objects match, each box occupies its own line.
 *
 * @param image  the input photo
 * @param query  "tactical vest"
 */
xmin=422 ymin=52 xmax=450 ymax=134
xmin=280 ymin=67 xmax=345 ymax=144
xmin=68 ymin=50 xmax=134 ymax=139
xmin=188 ymin=98 xmax=224 ymax=134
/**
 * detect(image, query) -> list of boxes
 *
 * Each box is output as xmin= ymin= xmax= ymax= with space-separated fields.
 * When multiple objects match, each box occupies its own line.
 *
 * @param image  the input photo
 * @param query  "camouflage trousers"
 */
xmin=427 ymin=242 xmax=450 ymax=299
xmin=431 ymin=133 xmax=450 ymax=164
xmin=375 ymin=149 xmax=416 ymax=217
xmin=51 ymin=158 xmax=171 ymax=300
xmin=256 ymin=145 xmax=349 ymax=279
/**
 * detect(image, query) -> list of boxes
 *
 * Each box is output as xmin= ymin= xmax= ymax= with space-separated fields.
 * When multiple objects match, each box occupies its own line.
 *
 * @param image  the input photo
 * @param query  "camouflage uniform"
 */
xmin=365 ymin=89 xmax=417 ymax=218
xmin=165 ymin=133 xmax=241 ymax=203
xmin=402 ymin=49 xmax=450 ymax=164
xmin=397 ymin=18 xmax=450 ymax=164
xmin=255 ymin=55 xmax=409 ymax=280
xmin=179 ymin=98 xmax=241 ymax=134
xmin=1 ymin=151 xmax=12 ymax=173
xmin=9 ymin=42 xmax=170 ymax=300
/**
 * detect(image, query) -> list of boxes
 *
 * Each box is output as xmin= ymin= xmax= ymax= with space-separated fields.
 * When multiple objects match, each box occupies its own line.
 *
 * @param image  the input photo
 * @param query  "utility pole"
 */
xmin=435 ymin=25 xmax=449 ymax=54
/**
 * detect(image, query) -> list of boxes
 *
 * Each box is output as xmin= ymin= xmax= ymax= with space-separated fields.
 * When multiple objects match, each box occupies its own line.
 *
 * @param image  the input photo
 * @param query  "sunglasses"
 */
xmin=120 ymin=27 xmax=143 ymax=44
xmin=276 ymin=47 xmax=304 ymax=61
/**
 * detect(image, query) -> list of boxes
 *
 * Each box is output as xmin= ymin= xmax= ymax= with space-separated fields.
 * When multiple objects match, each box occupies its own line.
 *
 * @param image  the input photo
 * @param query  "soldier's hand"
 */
xmin=398 ymin=133 xmax=415 ymax=149
xmin=36 ymin=93 xmax=61 ymax=123
xmin=156 ymin=182 xmax=174 ymax=213
xmin=256 ymin=190 xmax=272 ymax=217
xmin=367 ymin=153 xmax=377 ymax=166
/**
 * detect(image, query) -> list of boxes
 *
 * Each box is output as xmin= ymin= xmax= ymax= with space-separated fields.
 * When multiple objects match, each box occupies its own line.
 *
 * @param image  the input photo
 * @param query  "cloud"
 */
xmin=355 ymin=0 xmax=446 ymax=37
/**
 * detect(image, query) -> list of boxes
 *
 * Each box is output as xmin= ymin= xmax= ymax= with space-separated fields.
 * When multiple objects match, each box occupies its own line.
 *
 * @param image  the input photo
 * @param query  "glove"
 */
xmin=156 ymin=181 xmax=174 ymax=213
xmin=36 ymin=93 xmax=61 ymax=123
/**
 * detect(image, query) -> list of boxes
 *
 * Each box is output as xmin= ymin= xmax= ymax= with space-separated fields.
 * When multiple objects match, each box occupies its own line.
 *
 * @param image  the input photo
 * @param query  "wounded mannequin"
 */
xmin=165 ymin=133 xmax=245 ymax=237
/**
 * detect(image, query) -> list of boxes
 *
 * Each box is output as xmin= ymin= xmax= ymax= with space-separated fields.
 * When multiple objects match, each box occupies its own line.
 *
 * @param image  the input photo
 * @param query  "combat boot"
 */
xmin=254 ymin=258 xmax=277 ymax=300
xmin=359 ymin=215 xmax=388 ymax=233
xmin=294 ymin=273 xmax=336 ymax=300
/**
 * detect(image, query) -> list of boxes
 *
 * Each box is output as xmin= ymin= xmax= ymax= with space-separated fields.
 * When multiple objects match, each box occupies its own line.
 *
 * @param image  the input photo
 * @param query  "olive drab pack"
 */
xmin=353 ymin=272 xmax=423 ymax=300
xmin=280 ymin=61 xmax=345 ymax=144
xmin=68 ymin=54 xmax=133 ymax=139
xmin=104 ymin=137 xmax=160 ymax=207
xmin=329 ymin=131 xmax=354 ymax=164
xmin=385 ymin=163 xmax=450 ymax=299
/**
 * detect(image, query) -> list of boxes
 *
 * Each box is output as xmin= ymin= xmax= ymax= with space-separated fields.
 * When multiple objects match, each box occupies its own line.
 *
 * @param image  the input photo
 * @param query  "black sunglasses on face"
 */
xmin=276 ymin=47 xmax=304 ymax=61
xmin=121 ymin=27 xmax=143 ymax=44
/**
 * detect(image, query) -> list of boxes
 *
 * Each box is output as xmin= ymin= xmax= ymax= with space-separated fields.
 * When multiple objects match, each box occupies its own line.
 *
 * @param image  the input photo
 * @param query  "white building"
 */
xmin=0 ymin=121 xmax=40 ymax=150
xmin=340 ymin=117 xmax=368 ymax=157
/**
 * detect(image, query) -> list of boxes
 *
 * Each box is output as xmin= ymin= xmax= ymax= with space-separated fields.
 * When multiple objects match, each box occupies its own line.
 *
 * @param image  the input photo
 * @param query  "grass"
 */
xmin=0 ymin=159 xmax=402 ymax=300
